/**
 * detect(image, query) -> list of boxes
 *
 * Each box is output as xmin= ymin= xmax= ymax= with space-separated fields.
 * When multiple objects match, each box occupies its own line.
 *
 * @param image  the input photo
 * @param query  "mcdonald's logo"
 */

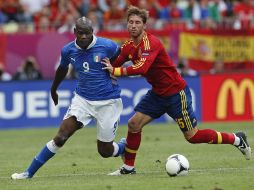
xmin=216 ymin=79 xmax=254 ymax=119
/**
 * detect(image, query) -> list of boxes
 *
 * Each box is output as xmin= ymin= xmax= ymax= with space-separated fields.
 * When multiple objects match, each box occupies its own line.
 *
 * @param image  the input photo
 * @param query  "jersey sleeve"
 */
xmin=59 ymin=47 xmax=70 ymax=68
xmin=107 ymin=40 xmax=120 ymax=62
xmin=126 ymin=39 xmax=161 ymax=76
xmin=112 ymin=44 xmax=129 ymax=67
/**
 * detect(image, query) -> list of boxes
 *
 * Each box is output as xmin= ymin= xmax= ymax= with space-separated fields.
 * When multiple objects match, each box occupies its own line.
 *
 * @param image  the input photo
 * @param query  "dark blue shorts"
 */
xmin=134 ymin=86 xmax=197 ymax=132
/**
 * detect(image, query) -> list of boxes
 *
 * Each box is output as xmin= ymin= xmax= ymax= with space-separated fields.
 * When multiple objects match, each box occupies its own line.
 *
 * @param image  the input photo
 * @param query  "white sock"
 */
xmin=233 ymin=134 xmax=240 ymax=146
xmin=46 ymin=140 xmax=60 ymax=153
xmin=123 ymin=164 xmax=134 ymax=170
xmin=112 ymin=142 xmax=119 ymax=156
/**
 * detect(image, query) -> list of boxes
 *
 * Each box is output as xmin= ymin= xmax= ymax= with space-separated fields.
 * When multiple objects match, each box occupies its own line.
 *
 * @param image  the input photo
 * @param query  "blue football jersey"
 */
xmin=60 ymin=35 xmax=121 ymax=100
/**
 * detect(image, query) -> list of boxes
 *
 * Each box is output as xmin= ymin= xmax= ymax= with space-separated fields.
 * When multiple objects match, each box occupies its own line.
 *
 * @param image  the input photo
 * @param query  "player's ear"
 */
xmin=143 ymin=23 xmax=147 ymax=30
xmin=74 ymin=27 xmax=77 ymax=35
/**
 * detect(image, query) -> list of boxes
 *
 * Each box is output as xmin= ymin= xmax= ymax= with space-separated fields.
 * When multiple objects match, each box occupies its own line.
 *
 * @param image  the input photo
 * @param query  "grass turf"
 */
xmin=0 ymin=121 xmax=253 ymax=190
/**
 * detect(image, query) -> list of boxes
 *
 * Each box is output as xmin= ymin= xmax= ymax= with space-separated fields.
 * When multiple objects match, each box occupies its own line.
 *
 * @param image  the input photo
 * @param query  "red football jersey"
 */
xmin=113 ymin=32 xmax=186 ymax=97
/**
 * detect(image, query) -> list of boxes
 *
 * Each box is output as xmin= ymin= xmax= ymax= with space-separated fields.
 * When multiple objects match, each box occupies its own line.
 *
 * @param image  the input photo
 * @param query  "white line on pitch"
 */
xmin=1 ymin=167 xmax=253 ymax=179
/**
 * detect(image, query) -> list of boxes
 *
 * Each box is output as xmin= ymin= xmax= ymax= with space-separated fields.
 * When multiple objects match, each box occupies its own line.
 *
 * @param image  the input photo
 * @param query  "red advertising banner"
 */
xmin=202 ymin=73 xmax=254 ymax=121
xmin=0 ymin=34 xmax=6 ymax=64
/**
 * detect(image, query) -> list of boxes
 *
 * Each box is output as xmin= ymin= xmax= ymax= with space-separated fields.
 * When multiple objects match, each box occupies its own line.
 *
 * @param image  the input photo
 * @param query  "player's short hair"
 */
xmin=75 ymin=17 xmax=93 ymax=33
xmin=127 ymin=6 xmax=149 ymax=24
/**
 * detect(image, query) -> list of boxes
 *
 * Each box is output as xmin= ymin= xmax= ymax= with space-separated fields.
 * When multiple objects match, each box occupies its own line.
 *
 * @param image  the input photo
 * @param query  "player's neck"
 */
xmin=132 ymin=31 xmax=145 ymax=45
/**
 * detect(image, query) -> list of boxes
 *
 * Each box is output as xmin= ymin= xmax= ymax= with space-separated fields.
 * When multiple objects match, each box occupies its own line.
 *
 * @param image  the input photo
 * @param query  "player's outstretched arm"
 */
xmin=102 ymin=58 xmax=127 ymax=77
xmin=51 ymin=66 xmax=69 ymax=105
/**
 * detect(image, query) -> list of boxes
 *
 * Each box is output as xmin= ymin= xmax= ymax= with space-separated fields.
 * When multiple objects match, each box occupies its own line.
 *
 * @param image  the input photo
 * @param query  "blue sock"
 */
xmin=115 ymin=138 xmax=126 ymax=157
xmin=26 ymin=145 xmax=55 ymax=177
xmin=117 ymin=143 xmax=125 ymax=156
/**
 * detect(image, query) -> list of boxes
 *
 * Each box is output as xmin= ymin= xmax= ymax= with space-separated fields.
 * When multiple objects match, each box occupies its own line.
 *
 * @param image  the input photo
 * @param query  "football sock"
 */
xmin=112 ymin=142 xmax=120 ymax=156
xmin=188 ymin=129 xmax=235 ymax=144
xmin=123 ymin=164 xmax=134 ymax=170
xmin=220 ymin=132 xmax=235 ymax=144
xmin=113 ymin=138 xmax=126 ymax=157
xmin=26 ymin=140 xmax=59 ymax=177
xmin=124 ymin=131 xmax=141 ymax=167
xmin=233 ymin=134 xmax=240 ymax=146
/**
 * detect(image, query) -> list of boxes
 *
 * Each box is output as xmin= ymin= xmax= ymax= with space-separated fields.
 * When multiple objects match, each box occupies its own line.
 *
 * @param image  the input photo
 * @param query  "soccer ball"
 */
xmin=165 ymin=154 xmax=189 ymax=177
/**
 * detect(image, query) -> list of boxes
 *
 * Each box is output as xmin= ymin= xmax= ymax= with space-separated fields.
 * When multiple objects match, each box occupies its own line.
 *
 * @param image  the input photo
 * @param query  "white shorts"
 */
xmin=63 ymin=93 xmax=123 ymax=142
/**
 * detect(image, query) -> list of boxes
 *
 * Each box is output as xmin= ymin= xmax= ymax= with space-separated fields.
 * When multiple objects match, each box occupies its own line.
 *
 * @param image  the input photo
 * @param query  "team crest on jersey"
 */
xmin=128 ymin=54 xmax=132 ymax=59
xmin=93 ymin=54 xmax=101 ymax=62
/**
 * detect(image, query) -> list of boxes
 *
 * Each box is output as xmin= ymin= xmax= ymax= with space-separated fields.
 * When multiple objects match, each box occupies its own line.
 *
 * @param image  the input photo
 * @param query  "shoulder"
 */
xmin=119 ymin=40 xmax=132 ymax=56
xmin=142 ymin=33 xmax=163 ymax=52
xmin=145 ymin=33 xmax=162 ymax=46
xmin=61 ymin=41 xmax=75 ymax=54
xmin=96 ymin=37 xmax=119 ymax=53
xmin=121 ymin=39 xmax=133 ymax=48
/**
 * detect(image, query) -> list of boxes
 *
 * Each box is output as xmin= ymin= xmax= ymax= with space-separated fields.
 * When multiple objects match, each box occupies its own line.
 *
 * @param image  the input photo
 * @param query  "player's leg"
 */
xmin=97 ymin=138 xmax=126 ymax=158
xmin=11 ymin=93 xmax=90 ymax=180
xmin=109 ymin=90 xmax=164 ymax=175
xmin=125 ymin=112 xmax=153 ymax=169
xmin=108 ymin=112 xmax=153 ymax=175
xmin=186 ymin=129 xmax=251 ymax=160
xmin=95 ymin=98 xmax=126 ymax=158
xmin=11 ymin=116 xmax=82 ymax=180
xmin=170 ymin=86 xmax=251 ymax=160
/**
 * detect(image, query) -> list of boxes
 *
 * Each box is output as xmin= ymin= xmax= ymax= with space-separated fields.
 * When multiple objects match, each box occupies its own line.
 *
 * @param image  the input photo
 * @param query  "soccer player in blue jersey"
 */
xmin=11 ymin=17 xmax=126 ymax=180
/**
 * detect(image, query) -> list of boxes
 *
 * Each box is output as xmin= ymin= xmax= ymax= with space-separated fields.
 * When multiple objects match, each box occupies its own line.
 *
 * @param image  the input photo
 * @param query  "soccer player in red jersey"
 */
xmin=103 ymin=6 xmax=251 ymax=175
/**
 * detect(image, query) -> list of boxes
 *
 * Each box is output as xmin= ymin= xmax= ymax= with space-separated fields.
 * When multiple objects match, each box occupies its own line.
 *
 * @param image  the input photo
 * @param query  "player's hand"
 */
xmin=102 ymin=57 xmax=113 ymax=74
xmin=51 ymin=88 xmax=58 ymax=106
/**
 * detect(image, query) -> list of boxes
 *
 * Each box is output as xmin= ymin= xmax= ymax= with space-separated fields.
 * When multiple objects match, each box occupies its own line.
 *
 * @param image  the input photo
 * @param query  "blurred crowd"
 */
xmin=0 ymin=0 xmax=254 ymax=33
xmin=0 ymin=0 xmax=253 ymax=81
xmin=0 ymin=56 xmax=43 ymax=81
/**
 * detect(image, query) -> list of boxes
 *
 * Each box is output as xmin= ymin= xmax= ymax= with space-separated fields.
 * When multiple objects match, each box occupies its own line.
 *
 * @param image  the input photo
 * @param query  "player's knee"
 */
xmin=128 ymin=119 xmax=140 ymax=132
xmin=98 ymin=150 xmax=111 ymax=158
xmin=97 ymin=147 xmax=112 ymax=158
xmin=53 ymin=133 xmax=69 ymax=147
xmin=97 ymin=142 xmax=114 ymax=158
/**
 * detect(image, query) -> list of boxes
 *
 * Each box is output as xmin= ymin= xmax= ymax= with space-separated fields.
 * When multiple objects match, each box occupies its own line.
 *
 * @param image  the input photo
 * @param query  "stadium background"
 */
xmin=0 ymin=0 xmax=254 ymax=129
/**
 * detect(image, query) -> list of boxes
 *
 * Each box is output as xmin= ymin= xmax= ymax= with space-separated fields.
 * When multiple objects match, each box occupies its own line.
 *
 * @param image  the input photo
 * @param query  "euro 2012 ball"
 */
xmin=165 ymin=154 xmax=189 ymax=177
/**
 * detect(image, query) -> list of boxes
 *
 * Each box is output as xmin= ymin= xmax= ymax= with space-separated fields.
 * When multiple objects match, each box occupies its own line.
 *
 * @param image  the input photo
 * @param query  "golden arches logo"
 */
xmin=216 ymin=79 xmax=254 ymax=119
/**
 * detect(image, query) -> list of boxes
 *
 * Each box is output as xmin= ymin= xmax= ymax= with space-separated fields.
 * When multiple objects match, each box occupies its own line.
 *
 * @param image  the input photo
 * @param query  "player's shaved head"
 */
xmin=75 ymin=17 xmax=93 ymax=33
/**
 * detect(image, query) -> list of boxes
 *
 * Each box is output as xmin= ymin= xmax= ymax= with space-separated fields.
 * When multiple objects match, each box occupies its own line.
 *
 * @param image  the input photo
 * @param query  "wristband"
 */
xmin=112 ymin=67 xmax=124 ymax=76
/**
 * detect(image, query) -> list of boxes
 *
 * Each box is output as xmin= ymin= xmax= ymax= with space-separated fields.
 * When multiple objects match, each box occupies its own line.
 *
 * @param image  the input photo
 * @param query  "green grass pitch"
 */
xmin=1 ymin=122 xmax=253 ymax=190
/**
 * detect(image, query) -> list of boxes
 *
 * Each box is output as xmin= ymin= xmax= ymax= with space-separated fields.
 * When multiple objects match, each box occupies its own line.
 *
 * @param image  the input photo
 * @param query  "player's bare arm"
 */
xmin=50 ymin=66 xmax=69 ymax=105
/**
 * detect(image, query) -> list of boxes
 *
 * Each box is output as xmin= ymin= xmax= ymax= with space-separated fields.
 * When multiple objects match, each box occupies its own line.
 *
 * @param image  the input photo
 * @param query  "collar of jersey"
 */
xmin=75 ymin=35 xmax=97 ymax=50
